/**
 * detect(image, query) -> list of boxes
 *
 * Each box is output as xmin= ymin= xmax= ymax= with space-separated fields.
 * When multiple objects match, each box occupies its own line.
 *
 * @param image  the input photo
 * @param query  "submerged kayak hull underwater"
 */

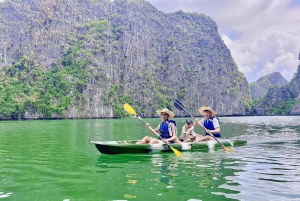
xmin=89 ymin=139 xmax=247 ymax=155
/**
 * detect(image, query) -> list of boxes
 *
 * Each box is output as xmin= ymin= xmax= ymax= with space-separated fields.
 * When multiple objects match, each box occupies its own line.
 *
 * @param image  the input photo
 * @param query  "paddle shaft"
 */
xmin=135 ymin=115 xmax=168 ymax=142
xmin=174 ymin=100 xmax=196 ymax=119
xmin=206 ymin=132 xmax=227 ymax=149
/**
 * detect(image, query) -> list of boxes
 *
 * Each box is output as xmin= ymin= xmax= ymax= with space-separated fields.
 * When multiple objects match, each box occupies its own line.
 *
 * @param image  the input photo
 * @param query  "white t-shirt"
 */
xmin=198 ymin=118 xmax=220 ymax=129
xmin=181 ymin=125 xmax=197 ymax=139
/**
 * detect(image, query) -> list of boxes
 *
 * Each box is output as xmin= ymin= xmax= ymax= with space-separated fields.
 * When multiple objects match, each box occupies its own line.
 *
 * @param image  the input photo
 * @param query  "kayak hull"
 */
xmin=95 ymin=143 xmax=152 ymax=154
xmin=90 ymin=139 xmax=247 ymax=155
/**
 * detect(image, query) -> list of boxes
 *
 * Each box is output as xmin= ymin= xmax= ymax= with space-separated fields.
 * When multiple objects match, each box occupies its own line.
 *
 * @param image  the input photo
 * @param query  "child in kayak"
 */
xmin=177 ymin=119 xmax=199 ymax=142
xmin=136 ymin=108 xmax=178 ymax=144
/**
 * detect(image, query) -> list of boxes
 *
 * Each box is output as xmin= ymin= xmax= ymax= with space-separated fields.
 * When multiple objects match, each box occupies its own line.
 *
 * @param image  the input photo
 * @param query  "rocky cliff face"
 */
xmin=0 ymin=0 xmax=250 ymax=119
xmin=290 ymin=103 xmax=300 ymax=115
xmin=250 ymin=72 xmax=288 ymax=100
xmin=255 ymin=64 xmax=300 ymax=115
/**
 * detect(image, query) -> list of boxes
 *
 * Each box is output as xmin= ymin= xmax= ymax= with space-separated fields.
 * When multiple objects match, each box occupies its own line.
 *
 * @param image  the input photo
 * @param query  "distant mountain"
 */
xmin=250 ymin=72 xmax=288 ymax=100
xmin=254 ymin=63 xmax=300 ymax=115
xmin=0 ymin=0 xmax=250 ymax=120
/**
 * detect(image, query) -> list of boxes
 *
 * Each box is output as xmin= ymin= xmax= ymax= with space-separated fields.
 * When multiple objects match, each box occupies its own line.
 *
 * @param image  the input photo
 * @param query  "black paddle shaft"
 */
xmin=173 ymin=99 xmax=196 ymax=120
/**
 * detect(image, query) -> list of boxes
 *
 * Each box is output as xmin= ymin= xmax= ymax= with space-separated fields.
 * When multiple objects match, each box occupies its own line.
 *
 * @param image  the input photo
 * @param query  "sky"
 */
xmin=149 ymin=0 xmax=300 ymax=83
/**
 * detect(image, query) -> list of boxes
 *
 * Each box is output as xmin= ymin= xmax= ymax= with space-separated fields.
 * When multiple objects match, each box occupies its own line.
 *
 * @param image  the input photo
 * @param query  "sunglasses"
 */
xmin=160 ymin=113 xmax=169 ymax=116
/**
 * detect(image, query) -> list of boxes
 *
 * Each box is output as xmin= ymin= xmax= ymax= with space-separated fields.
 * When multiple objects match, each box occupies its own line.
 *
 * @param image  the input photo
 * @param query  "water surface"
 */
xmin=1 ymin=116 xmax=300 ymax=200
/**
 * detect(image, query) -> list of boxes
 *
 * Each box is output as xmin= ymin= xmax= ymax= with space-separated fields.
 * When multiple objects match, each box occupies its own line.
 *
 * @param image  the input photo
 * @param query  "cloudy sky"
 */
xmin=149 ymin=0 xmax=300 ymax=83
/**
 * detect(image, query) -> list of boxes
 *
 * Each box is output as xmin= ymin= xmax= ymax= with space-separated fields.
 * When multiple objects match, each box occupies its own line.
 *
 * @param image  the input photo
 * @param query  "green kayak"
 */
xmin=89 ymin=139 xmax=247 ymax=155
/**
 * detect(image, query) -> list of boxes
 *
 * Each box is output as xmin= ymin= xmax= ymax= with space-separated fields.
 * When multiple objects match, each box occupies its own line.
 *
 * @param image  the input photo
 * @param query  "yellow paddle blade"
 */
xmin=124 ymin=103 xmax=137 ymax=115
xmin=170 ymin=146 xmax=184 ymax=157
xmin=221 ymin=144 xmax=233 ymax=152
xmin=225 ymin=147 xmax=233 ymax=152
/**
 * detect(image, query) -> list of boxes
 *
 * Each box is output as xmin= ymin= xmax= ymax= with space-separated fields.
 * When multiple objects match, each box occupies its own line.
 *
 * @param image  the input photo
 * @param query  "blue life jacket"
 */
xmin=203 ymin=116 xmax=221 ymax=138
xmin=160 ymin=120 xmax=176 ymax=139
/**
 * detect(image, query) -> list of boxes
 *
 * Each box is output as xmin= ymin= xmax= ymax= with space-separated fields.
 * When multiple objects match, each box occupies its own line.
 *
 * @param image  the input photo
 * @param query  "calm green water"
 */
xmin=1 ymin=116 xmax=300 ymax=201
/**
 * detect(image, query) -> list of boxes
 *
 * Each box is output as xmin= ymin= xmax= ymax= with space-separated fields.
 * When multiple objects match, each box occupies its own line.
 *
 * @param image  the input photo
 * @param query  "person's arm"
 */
xmin=193 ymin=119 xmax=200 ymax=126
xmin=207 ymin=127 xmax=220 ymax=134
xmin=186 ymin=126 xmax=196 ymax=138
xmin=206 ymin=118 xmax=220 ymax=134
xmin=164 ymin=123 xmax=177 ymax=142
xmin=145 ymin=123 xmax=160 ymax=135
xmin=178 ymin=126 xmax=186 ymax=139
xmin=194 ymin=119 xmax=206 ymax=131
xmin=186 ymin=127 xmax=196 ymax=139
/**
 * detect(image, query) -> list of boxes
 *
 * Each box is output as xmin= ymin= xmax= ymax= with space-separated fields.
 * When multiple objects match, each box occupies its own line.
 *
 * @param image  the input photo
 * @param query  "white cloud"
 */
xmin=221 ymin=34 xmax=232 ymax=46
xmin=229 ymin=31 xmax=300 ymax=81
xmin=240 ymin=65 xmax=257 ymax=75
xmin=258 ymin=53 xmax=299 ymax=80
xmin=149 ymin=0 xmax=300 ymax=82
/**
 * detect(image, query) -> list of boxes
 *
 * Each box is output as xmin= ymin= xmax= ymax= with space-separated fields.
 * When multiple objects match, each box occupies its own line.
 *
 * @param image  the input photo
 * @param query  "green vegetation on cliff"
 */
xmin=0 ymin=55 xmax=87 ymax=119
xmin=273 ymin=100 xmax=300 ymax=115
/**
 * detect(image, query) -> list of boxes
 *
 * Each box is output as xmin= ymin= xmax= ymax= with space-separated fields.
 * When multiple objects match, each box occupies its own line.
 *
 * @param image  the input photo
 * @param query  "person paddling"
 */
xmin=194 ymin=106 xmax=221 ymax=142
xmin=136 ymin=108 xmax=177 ymax=144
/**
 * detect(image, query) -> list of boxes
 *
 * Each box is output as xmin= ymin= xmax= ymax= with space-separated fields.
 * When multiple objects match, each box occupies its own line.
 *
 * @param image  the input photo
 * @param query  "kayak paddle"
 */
xmin=173 ymin=99 xmax=232 ymax=152
xmin=124 ymin=103 xmax=184 ymax=157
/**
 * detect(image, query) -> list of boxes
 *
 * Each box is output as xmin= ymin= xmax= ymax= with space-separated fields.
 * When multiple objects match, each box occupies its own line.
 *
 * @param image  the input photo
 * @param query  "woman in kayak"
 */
xmin=194 ymin=106 xmax=221 ymax=142
xmin=136 ymin=108 xmax=178 ymax=144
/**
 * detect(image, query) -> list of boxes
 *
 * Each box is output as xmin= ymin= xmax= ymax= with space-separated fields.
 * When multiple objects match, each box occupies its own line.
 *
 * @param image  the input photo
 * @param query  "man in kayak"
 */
xmin=194 ymin=106 xmax=221 ymax=142
xmin=177 ymin=119 xmax=199 ymax=142
xmin=136 ymin=108 xmax=178 ymax=144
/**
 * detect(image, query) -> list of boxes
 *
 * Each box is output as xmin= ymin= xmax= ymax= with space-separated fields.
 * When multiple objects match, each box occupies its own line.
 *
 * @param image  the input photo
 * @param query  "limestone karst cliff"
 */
xmin=250 ymin=72 xmax=288 ymax=100
xmin=0 ymin=0 xmax=250 ymax=119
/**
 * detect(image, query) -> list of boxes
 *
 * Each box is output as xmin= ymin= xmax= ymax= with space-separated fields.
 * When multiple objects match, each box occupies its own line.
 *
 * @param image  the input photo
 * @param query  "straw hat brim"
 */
xmin=198 ymin=107 xmax=217 ymax=116
xmin=156 ymin=108 xmax=175 ymax=118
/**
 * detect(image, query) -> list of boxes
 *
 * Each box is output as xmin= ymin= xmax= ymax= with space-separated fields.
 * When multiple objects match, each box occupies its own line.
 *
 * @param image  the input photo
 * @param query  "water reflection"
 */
xmin=95 ymin=152 xmax=244 ymax=201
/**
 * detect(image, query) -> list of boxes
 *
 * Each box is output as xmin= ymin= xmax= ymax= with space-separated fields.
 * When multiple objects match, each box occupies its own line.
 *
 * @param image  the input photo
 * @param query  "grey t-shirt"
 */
xmin=198 ymin=118 xmax=220 ymax=129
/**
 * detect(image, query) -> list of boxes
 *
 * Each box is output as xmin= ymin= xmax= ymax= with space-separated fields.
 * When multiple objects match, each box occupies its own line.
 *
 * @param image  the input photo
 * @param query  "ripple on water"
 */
xmin=0 ymin=192 xmax=13 ymax=198
xmin=218 ymin=132 xmax=300 ymax=200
